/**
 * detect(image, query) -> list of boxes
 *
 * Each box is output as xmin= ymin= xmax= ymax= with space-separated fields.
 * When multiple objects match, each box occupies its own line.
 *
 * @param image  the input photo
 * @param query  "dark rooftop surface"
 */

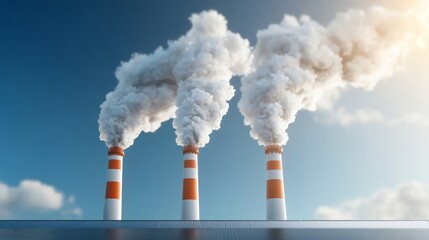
xmin=0 ymin=220 xmax=428 ymax=240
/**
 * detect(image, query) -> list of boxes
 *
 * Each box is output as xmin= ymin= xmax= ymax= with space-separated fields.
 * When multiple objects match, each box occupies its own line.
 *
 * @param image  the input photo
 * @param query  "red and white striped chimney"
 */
xmin=103 ymin=146 xmax=124 ymax=220
xmin=265 ymin=145 xmax=287 ymax=220
xmin=181 ymin=145 xmax=200 ymax=220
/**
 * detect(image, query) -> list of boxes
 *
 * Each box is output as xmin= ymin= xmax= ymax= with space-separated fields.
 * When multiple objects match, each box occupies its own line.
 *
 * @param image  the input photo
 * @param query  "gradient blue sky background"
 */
xmin=1 ymin=0 xmax=428 ymax=220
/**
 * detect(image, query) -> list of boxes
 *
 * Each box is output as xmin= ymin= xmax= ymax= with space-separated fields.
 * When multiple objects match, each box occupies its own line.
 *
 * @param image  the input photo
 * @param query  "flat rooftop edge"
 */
xmin=0 ymin=220 xmax=428 ymax=229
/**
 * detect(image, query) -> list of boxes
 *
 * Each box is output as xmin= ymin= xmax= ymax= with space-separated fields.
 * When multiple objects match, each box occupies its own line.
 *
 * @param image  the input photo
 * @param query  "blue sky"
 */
xmin=1 ymin=0 xmax=428 ymax=220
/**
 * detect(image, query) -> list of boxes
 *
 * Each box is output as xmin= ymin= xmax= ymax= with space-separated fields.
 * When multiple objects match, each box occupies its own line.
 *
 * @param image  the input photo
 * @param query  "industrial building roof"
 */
xmin=0 ymin=220 xmax=428 ymax=240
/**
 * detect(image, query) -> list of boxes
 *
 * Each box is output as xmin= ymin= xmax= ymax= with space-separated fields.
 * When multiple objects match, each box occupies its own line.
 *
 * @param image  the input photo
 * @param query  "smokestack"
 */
xmin=265 ymin=145 xmax=287 ymax=220
xmin=103 ymin=146 xmax=124 ymax=220
xmin=181 ymin=145 xmax=200 ymax=220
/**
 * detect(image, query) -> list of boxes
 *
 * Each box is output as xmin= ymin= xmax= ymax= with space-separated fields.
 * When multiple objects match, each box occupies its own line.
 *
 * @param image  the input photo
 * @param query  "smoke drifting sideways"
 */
xmin=99 ymin=10 xmax=251 ymax=149
xmin=99 ymin=49 xmax=178 ymax=149
xmin=238 ymin=2 xmax=429 ymax=146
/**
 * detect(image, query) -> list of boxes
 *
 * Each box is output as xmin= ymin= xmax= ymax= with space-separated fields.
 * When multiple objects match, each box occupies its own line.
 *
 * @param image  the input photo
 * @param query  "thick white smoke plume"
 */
xmin=99 ymin=10 xmax=250 ymax=149
xmin=98 ymin=49 xmax=178 ymax=149
xmin=172 ymin=11 xmax=251 ymax=147
xmin=239 ymin=2 xmax=429 ymax=146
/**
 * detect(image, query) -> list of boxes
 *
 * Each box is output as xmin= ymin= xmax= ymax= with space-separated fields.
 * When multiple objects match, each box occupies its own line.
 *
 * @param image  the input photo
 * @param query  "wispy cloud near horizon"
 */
xmin=315 ymin=181 xmax=429 ymax=220
xmin=315 ymin=106 xmax=429 ymax=128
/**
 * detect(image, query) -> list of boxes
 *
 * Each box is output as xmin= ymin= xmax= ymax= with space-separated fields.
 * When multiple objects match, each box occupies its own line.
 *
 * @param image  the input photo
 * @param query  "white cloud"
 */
xmin=315 ymin=181 xmax=429 ymax=220
xmin=61 ymin=194 xmax=83 ymax=219
xmin=388 ymin=113 xmax=429 ymax=127
xmin=61 ymin=207 xmax=83 ymax=218
xmin=10 ymin=180 xmax=63 ymax=211
xmin=318 ymin=107 xmax=384 ymax=126
xmin=67 ymin=195 xmax=76 ymax=204
xmin=316 ymin=107 xmax=429 ymax=128
xmin=0 ymin=180 xmax=82 ymax=219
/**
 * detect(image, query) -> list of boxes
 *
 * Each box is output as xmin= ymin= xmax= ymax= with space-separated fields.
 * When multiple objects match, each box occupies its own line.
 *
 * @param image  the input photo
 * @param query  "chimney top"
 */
xmin=183 ymin=145 xmax=199 ymax=155
xmin=108 ymin=146 xmax=125 ymax=156
xmin=265 ymin=145 xmax=282 ymax=154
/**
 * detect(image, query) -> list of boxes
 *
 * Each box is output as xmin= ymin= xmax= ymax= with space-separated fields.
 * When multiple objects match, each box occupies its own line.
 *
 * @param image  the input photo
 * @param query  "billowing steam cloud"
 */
xmin=99 ymin=10 xmax=250 ymax=149
xmin=98 ymin=49 xmax=178 ymax=149
xmin=172 ymin=11 xmax=251 ymax=147
xmin=238 ymin=2 xmax=429 ymax=146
